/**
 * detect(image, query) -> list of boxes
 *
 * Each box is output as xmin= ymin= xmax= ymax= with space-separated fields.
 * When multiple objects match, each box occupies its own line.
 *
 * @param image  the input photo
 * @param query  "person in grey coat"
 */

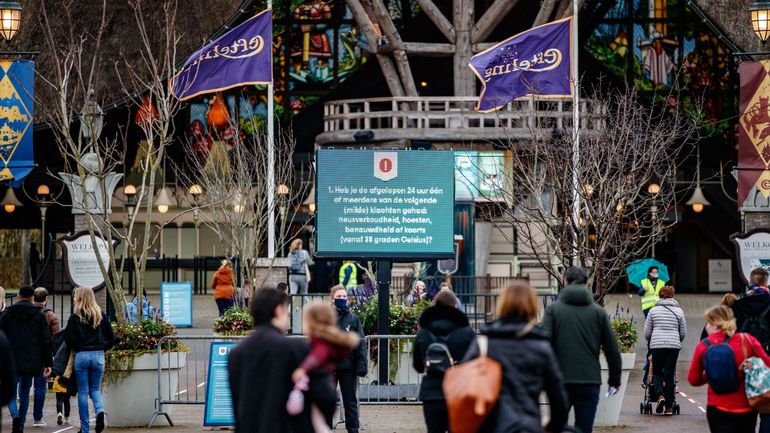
xmin=644 ymin=285 xmax=686 ymax=415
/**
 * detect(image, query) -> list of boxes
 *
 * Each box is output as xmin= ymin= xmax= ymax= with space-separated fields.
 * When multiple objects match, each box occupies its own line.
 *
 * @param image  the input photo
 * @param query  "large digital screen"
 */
xmin=316 ymin=149 xmax=455 ymax=259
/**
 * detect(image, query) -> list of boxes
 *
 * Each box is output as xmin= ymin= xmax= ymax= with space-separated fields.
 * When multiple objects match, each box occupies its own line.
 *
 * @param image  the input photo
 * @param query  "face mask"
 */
xmin=650 ymin=273 xmax=658 ymax=279
xmin=334 ymin=298 xmax=348 ymax=310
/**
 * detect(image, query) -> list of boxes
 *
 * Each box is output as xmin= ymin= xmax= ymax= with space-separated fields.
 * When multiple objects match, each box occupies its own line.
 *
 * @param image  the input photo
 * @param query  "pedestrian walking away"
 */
xmin=288 ymin=239 xmax=314 ymax=295
xmin=63 ymin=287 xmax=115 ymax=433
xmin=688 ymin=305 xmax=770 ymax=433
xmin=0 ymin=285 xmax=53 ymax=433
xmin=329 ymin=285 xmax=367 ymax=433
xmin=211 ymin=260 xmax=235 ymax=317
xmin=412 ymin=289 xmax=475 ymax=433
xmin=463 ymin=280 xmax=568 ymax=433
xmin=643 ymin=286 xmax=686 ymax=415
xmin=31 ymin=287 xmax=61 ymax=427
xmin=732 ymin=267 xmax=770 ymax=432
xmin=542 ymin=267 xmax=622 ymax=433
xmin=228 ymin=288 xmax=337 ymax=433
xmin=0 ymin=329 xmax=17 ymax=433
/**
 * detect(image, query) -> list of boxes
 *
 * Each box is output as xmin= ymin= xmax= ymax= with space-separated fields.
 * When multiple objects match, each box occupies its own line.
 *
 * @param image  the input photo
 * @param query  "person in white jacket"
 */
xmin=644 ymin=285 xmax=687 ymax=415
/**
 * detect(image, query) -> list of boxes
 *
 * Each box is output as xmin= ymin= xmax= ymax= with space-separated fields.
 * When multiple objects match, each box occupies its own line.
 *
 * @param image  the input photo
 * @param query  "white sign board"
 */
xmin=58 ymin=231 xmax=118 ymax=291
xmin=708 ymin=259 xmax=732 ymax=293
xmin=731 ymin=230 xmax=770 ymax=283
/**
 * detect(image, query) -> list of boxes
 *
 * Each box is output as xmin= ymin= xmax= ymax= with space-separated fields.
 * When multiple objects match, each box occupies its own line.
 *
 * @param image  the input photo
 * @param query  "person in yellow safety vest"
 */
xmin=638 ymin=266 xmax=666 ymax=317
xmin=339 ymin=261 xmax=358 ymax=290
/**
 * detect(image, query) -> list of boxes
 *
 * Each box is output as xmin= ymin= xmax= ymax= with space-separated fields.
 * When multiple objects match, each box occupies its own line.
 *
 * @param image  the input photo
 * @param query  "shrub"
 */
xmin=212 ymin=307 xmax=254 ymax=336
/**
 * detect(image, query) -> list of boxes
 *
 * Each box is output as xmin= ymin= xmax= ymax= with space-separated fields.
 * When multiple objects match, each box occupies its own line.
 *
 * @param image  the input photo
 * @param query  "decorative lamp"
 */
xmin=1 ymin=186 xmax=22 ymax=213
xmin=0 ymin=1 xmax=21 ymax=41
xmin=751 ymin=2 xmax=770 ymax=42
xmin=156 ymin=187 xmax=174 ymax=214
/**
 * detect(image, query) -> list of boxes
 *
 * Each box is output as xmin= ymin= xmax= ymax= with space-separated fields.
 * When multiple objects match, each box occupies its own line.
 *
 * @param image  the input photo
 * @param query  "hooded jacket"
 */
xmin=211 ymin=266 xmax=235 ymax=300
xmin=463 ymin=320 xmax=568 ymax=433
xmin=644 ymin=298 xmax=686 ymax=349
xmin=0 ymin=300 xmax=53 ymax=374
xmin=334 ymin=307 xmax=367 ymax=376
xmin=412 ymin=304 xmax=475 ymax=400
xmin=541 ymin=284 xmax=622 ymax=386
xmin=733 ymin=292 xmax=770 ymax=347
xmin=0 ymin=330 xmax=15 ymax=408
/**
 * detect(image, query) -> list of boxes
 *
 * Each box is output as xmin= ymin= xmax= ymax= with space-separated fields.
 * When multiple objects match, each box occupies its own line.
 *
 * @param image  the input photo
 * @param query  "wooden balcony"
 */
xmin=316 ymin=96 xmax=606 ymax=145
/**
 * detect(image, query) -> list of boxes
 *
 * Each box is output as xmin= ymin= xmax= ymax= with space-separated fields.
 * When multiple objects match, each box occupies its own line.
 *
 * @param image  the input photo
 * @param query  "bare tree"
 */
xmin=38 ymin=0 xmax=185 ymax=323
xmin=484 ymin=85 xmax=698 ymax=303
xmin=175 ymin=118 xmax=311 ymax=302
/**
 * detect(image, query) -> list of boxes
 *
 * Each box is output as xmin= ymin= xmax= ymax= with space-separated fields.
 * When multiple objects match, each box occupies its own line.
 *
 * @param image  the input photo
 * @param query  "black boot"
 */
xmin=11 ymin=417 xmax=22 ymax=433
xmin=96 ymin=412 xmax=105 ymax=433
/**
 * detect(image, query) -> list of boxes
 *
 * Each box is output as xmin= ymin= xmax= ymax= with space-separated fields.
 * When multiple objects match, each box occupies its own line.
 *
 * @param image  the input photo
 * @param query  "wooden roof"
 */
xmin=7 ymin=0 xmax=247 ymax=115
xmin=692 ymin=0 xmax=762 ymax=52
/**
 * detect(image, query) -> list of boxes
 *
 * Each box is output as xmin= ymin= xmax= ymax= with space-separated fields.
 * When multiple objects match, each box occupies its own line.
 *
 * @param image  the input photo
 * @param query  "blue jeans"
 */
xmin=7 ymin=373 xmax=34 ymax=425
xmin=33 ymin=372 xmax=47 ymax=421
xmin=564 ymin=384 xmax=601 ymax=433
xmin=74 ymin=351 xmax=105 ymax=433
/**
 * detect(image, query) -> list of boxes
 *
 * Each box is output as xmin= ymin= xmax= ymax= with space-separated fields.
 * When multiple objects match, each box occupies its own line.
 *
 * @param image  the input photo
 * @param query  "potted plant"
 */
xmin=595 ymin=305 xmax=639 ymax=426
xmin=102 ymin=319 xmax=187 ymax=427
xmin=212 ymin=307 xmax=254 ymax=336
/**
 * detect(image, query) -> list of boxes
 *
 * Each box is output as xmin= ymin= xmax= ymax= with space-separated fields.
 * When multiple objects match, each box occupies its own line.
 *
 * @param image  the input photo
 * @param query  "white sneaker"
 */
xmin=57 ymin=413 xmax=63 ymax=425
xmin=33 ymin=419 xmax=47 ymax=427
xmin=64 ymin=417 xmax=69 ymax=424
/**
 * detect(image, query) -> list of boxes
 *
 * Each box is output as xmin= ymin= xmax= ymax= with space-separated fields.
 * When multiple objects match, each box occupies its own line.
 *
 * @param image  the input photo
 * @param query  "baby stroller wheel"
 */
xmin=672 ymin=404 xmax=680 ymax=415
xmin=646 ymin=403 xmax=653 ymax=414
xmin=640 ymin=402 xmax=644 ymax=414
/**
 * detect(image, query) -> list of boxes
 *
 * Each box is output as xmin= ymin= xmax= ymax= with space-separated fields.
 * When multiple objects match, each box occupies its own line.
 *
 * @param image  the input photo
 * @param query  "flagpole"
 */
xmin=267 ymin=0 xmax=276 ymax=260
xmin=571 ymin=0 xmax=580 ymax=262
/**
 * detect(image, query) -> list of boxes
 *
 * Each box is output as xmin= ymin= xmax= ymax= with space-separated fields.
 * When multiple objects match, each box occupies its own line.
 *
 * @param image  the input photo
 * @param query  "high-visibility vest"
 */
xmin=640 ymin=278 xmax=665 ymax=311
xmin=339 ymin=263 xmax=358 ymax=289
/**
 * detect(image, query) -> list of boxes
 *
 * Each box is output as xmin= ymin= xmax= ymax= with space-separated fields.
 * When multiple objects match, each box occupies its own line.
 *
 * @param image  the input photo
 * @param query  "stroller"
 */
xmin=640 ymin=352 xmax=680 ymax=415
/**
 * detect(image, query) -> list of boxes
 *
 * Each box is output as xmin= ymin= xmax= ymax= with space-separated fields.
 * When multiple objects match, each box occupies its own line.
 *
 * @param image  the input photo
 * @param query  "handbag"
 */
xmin=304 ymin=252 xmax=312 ymax=283
xmin=741 ymin=333 xmax=770 ymax=413
xmin=442 ymin=335 xmax=503 ymax=433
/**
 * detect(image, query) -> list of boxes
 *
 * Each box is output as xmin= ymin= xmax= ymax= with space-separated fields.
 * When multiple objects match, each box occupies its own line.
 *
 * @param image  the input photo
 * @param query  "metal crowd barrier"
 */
xmin=147 ymin=334 xmax=424 ymax=427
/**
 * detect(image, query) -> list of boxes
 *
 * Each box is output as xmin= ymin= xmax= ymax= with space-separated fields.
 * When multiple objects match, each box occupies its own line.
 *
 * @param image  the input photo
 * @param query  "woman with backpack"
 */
xmin=63 ymin=287 xmax=115 ymax=433
xmin=412 ymin=289 xmax=475 ymax=433
xmin=644 ymin=285 xmax=687 ymax=415
xmin=288 ymin=239 xmax=314 ymax=295
xmin=462 ymin=280 xmax=567 ymax=433
xmin=688 ymin=305 xmax=770 ymax=433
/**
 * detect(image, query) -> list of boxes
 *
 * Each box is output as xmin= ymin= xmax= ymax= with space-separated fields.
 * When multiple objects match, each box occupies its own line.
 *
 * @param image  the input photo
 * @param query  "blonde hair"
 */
xmin=497 ymin=280 xmax=538 ymax=322
xmin=0 ymin=286 xmax=5 ymax=311
xmin=329 ymin=285 xmax=346 ymax=300
xmin=290 ymin=239 xmax=303 ymax=252
xmin=73 ymin=287 xmax=103 ymax=329
xmin=302 ymin=301 xmax=359 ymax=349
xmin=721 ymin=293 xmax=737 ymax=307
xmin=704 ymin=305 xmax=737 ymax=336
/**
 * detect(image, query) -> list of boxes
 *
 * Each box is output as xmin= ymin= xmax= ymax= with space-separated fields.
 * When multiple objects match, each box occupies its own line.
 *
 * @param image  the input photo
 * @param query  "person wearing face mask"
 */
xmin=639 ymin=267 xmax=666 ymax=318
xmin=330 ymin=285 xmax=366 ymax=433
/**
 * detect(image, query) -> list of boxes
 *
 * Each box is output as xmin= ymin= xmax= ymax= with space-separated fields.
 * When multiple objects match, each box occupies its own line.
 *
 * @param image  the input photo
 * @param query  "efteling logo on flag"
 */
xmin=172 ymin=9 xmax=272 ymax=101
xmin=468 ymin=17 xmax=573 ymax=112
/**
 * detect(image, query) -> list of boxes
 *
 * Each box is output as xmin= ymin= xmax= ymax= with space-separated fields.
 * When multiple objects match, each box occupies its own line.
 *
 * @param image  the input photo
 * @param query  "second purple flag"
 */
xmin=468 ymin=17 xmax=573 ymax=112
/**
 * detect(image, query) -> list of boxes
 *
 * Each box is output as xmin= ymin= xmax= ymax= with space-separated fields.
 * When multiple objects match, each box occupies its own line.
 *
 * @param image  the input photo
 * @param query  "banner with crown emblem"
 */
xmin=738 ymin=61 xmax=770 ymax=206
xmin=0 ymin=60 xmax=34 ymax=184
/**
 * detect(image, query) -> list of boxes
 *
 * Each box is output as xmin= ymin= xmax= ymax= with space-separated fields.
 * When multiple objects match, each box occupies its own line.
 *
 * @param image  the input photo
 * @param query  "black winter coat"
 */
xmin=63 ymin=312 xmax=115 ymax=353
xmin=335 ymin=307 xmax=367 ymax=376
xmin=228 ymin=324 xmax=337 ymax=433
xmin=464 ymin=320 xmax=568 ymax=433
xmin=412 ymin=304 xmax=475 ymax=401
xmin=0 ymin=300 xmax=53 ymax=374
xmin=0 ymin=330 xmax=15 ymax=407
xmin=733 ymin=293 xmax=770 ymax=343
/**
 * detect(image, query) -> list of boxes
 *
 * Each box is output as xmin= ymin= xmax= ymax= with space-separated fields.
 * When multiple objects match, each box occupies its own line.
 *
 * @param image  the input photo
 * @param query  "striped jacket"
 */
xmin=644 ymin=298 xmax=687 ymax=350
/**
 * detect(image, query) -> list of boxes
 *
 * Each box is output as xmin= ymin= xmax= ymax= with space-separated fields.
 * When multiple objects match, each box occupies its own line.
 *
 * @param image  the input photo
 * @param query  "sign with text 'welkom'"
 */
xmin=316 ymin=150 xmax=455 ymax=259
xmin=732 ymin=229 xmax=770 ymax=283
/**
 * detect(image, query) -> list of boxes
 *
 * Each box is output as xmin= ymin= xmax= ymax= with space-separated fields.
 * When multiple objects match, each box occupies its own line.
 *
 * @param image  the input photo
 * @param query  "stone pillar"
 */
xmin=745 ymin=212 xmax=770 ymax=232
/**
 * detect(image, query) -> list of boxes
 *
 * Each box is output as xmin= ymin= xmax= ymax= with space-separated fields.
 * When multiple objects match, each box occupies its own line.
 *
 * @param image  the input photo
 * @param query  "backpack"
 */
xmin=288 ymin=251 xmax=304 ymax=274
xmin=424 ymin=333 xmax=455 ymax=376
xmin=741 ymin=303 xmax=770 ymax=352
xmin=702 ymin=335 xmax=741 ymax=394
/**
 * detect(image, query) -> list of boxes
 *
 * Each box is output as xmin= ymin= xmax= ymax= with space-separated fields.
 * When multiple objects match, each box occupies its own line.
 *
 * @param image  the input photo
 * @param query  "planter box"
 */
xmin=102 ymin=352 xmax=186 ymax=427
xmin=595 ymin=352 xmax=636 ymax=426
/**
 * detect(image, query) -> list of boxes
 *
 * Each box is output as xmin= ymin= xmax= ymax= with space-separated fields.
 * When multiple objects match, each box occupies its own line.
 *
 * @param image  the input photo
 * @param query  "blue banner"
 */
xmin=468 ymin=18 xmax=573 ymax=112
xmin=203 ymin=342 xmax=236 ymax=426
xmin=172 ymin=10 xmax=272 ymax=101
xmin=160 ymin=282 xmax=193 ymax=328
xmin=0 ymin=60 xmax=34 ymax=184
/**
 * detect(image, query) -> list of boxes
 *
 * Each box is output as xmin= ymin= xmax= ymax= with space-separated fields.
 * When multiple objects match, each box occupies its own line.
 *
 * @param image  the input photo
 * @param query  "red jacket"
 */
xmin=299 ymin=337 xmax=352 ymax=374
xmin=688 ymin=331 xmax=770 ymax=412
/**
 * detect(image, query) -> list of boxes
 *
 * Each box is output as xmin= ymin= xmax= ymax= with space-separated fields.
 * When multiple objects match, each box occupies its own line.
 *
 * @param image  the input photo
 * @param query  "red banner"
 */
xmin=738 ymin=61 xmax=770 ymax=205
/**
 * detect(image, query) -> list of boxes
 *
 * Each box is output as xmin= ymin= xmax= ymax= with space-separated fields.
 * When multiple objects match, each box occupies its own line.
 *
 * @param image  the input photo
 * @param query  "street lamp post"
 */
xmin=647 ymin=183 xmax=660 ymax=257
xmin=36 ymin=184 xmax=51 ymax=258
xmin=189 ymin=184 xmax=203 ymax=257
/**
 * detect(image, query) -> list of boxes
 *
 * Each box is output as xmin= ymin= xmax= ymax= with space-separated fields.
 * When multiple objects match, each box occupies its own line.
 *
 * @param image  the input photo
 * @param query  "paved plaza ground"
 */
xmin=1 ymin=293 xmax=722 ymax=432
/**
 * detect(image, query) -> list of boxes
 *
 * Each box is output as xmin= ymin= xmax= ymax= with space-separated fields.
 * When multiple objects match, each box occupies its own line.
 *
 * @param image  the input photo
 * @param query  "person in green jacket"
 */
xmin=542 ymin=267 xmax=622 ymax=433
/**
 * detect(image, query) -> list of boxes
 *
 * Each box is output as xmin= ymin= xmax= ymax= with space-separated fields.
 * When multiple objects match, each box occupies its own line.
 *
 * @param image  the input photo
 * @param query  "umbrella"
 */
xmin=625 ymin=258 xmax=670 ymax=288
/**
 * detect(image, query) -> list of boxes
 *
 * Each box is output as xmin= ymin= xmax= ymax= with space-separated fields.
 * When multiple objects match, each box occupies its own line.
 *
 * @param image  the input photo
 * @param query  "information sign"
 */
xmin=316 ymin=150 xmax=455 ymax=259
xmin=160 ymin=282 xmax=193 ymax=328
xmin=203 ymin=342 xmax=236 ymax=426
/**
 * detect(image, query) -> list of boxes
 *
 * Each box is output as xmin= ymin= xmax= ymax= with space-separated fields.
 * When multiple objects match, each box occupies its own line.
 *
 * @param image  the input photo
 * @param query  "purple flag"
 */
xmin=468 ymin=17 xmax=573 ymax=112
xmin=172 ymin=9 xmax=272 ymax=101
